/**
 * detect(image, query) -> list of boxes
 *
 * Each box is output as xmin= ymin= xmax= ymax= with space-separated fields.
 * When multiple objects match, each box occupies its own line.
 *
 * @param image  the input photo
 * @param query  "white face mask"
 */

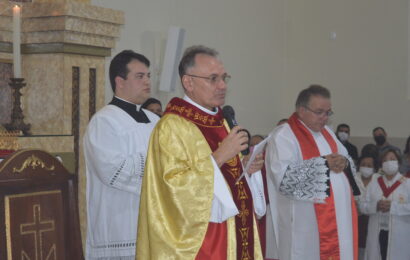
xmin=337 ymin=132 xmax=349 ymax=142
xmin=382 ymin=160 xmax=399 ymax=176
xmin=359 ymin=167 xmax=374 ymax=178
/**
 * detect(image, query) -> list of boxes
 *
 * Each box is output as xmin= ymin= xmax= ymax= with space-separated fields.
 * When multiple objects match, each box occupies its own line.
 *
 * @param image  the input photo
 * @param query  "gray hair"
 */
xmin=178 ymin=45 xmax=219 ymax=79
xmin=295 ymin=84 xmax=330 ymax=108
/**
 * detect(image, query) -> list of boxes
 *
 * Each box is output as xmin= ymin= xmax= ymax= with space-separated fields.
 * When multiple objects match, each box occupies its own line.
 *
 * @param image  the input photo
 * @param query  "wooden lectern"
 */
xmin=0 ymin=149 xmax=84 ymax=260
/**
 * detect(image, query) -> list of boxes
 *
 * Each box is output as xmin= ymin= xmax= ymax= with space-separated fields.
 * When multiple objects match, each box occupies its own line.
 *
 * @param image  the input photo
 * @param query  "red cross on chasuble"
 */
xmin=165 ymin=97 xmax=255 ymax=260
xmin=288 ymin=113 xmax=358 ymax=260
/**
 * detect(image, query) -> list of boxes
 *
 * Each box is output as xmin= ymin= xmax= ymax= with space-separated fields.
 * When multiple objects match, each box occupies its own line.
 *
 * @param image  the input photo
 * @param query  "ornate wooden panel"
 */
xmin=5 ymin=191 xmax=65 ymax=260
xmin=0 ymin=150 xmax=84 ymax=260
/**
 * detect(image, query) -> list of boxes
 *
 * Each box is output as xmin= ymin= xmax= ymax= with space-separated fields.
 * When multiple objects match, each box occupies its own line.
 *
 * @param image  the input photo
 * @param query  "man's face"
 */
xmin=116 ymin=60 xmax=151 ymax=105
xmin=182 ymin=54 xmax=228 ymax=110
xmin=250 ymin=136 xmax=264 ymax=147
xmin=146 ymin=103 xmax=163 ymax=117
xmin=373 ymin=128 xmax=386 ymax=138
xmin=298 ymin=95 xmax=332 ymax=132
xmin=338 ymin=126 xmax=349 ymax=135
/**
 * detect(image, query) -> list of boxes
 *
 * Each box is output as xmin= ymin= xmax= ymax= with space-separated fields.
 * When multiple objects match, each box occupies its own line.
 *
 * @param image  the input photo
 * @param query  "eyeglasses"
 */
xmin=304 ymin=106 xmax=334 ymax=117
xmin=186 ymin=73 xmax=231 ymax=84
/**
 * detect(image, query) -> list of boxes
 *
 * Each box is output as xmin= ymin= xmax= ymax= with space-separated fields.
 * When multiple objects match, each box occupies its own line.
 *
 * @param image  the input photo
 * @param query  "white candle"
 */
xmin=12 ymin=5 xmax=21 ymax=78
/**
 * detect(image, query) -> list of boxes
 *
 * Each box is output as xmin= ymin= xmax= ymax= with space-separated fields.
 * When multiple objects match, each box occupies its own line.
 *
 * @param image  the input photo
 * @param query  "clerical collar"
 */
xmin=113 ymin=96 xmax=142 ymax=111
xmin=183 ymin=95 xmax=218 ymax=115
xmin=109 ymin=96 xmax=150 ymax=123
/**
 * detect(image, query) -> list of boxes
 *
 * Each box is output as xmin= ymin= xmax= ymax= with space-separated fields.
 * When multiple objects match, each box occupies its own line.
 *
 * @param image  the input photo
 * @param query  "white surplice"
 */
xmin=265 ymin=122 xmax=355 ymax=260
xmin=83 ymin=104 xmax=159 ymax=259
xmin=183 ymin=95 xmax=266 ymax=222
xmin=359 ymin=173 xmax=410 ymax=260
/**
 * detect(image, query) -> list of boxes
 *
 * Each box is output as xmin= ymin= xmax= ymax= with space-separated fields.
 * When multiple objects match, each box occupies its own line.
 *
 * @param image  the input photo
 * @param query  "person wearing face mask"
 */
xmin=336 ymin=124 xmax=359 ymax=163
xmin=399 ymin=136 xmax=410 ymax=177
xmin=354 ymin=155 xmax=379 ymax=260
xmin=359 ymin=149 xmax=410 ymax=260
xmin=372 ymin=127 xmax=401 ymax=157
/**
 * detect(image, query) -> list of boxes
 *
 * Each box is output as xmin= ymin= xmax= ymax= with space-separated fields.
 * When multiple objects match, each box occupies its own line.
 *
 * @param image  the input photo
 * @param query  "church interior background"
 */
xmin=0 ymin=0 xmax=124 ymax=256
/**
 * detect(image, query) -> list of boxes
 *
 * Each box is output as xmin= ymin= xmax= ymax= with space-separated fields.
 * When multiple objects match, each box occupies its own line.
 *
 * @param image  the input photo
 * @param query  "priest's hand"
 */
xmin=246 ymin=153 xmax=264 ymax=175
xmin=213 ymin=126 xmax=249 ymax=168
xmin=325 ymin=153 xmax=347 ymax=173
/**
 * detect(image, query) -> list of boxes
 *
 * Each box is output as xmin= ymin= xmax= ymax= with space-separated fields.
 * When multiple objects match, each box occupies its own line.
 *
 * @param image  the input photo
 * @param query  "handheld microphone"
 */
xmin=222 ymin=105 xmax=250 ymax=155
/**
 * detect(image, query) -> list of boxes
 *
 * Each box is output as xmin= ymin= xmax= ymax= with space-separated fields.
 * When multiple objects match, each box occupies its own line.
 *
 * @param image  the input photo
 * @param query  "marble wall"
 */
xmin=21 ymin=54 xmax=105 ymax=135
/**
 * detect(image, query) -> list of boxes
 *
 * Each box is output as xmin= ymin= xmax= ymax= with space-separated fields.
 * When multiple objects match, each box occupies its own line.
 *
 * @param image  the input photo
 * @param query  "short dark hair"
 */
xmin=109 ymin=50 xmax=150 ymax=92
xmin=178 ymin=45 xmax=219 ymax=79
xmin=336 ymin=123 xmax=350 ymax=132
xmin=372 ymin=126 xmax=386 ymax=135
xmin=361 ymin=143 xmax=379 ymax=162
xmin=277 ymin=118 xmax=288 ymax=126
xmin=295 ymin=85 xmax=330 ymax=108
xmin=358 ymin=155 xmax=378 ymax=172
xmin=404 ymin=135 xmax=410 ymax=154
xmin=142 ymin=98 xmax=162 ymax=109
xmin=380 ymin=148 xmax=402 ymax=167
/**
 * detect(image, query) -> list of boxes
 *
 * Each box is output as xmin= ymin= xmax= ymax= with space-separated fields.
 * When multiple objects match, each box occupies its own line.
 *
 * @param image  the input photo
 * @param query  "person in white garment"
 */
xmin=359 ymin=148 xmax=410 ymax=260
xmin=354 ymin=155 xmax=379 ymax=260
xmin=265 ymin=85 xmax=360 ymax=260
xmin=83 ymin=50 xmax=159 ymax=260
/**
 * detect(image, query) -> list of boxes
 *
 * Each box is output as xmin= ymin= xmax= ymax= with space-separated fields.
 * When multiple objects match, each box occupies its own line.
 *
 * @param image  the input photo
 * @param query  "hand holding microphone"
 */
xmin=212 ymin=106 xmax=250 ymax=167
xmin=222 ymin=106 xmax=250 ymax=156
xmin=212 ymin=126 xmax=249 ymax=167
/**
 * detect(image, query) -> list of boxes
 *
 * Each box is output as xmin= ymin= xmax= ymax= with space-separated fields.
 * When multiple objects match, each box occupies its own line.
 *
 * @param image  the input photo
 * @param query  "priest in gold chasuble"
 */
xmin=136 ymin=46 xmax=266 ymax=260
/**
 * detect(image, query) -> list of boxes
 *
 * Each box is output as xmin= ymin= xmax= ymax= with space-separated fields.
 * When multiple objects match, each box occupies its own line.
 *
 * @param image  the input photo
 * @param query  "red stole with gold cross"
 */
xmin=288 ymin=112 xmax=358 ymax=260
xmin=165 ymin=97 xmax=255 ymax=260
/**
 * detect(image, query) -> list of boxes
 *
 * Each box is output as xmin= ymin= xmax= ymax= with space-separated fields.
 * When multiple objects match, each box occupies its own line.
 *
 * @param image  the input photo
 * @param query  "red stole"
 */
xmin=288 ymin=113 xmax=358 ymax=260
xmin=377 ymin=176 xmax=403 ymax=198
xmin=165 ymin=97 xmax=255 ymax=260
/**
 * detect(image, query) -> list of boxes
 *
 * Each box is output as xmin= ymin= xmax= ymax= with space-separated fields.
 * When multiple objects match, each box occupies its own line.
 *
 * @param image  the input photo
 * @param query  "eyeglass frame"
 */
xmin=303 ymin=106 xmax=334 ymax=117
xmin=185 ymin=73 xmax=231 ymax=84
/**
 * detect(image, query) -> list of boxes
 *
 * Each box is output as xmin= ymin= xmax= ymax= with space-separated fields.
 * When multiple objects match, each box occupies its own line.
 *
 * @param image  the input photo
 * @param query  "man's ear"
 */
xmin=182 ymin=75 xmax=193 ymax=92
xmin=115 ymin=76 xmax=124 ymax=90
xmin=296 ymin=106 xmax=304 ymax=116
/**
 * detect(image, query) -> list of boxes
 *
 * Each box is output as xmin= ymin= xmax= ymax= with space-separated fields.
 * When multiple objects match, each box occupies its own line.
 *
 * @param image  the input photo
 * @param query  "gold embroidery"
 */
xmin=166 ymin=101 xmax=224 ymax=127
xmin=12 ymin=154 xmax=55 ymax=173
xmin=0 ymin=130 xmax=20 ymax=150
xmin=227 ymin=168 xmax=240 ymax=179
xmin=238 ymin=182 xmax=249 ymax=200
xmin=239 ymin=227 xmax=251 ymax=260
xmin=226 ymin=156 xmax=238 ymax=167
xmin=202 ymin=115 xmax=209 ymax=124
xmin=238 ymin=200 xmax=250 ymax=226
xmin=185 ymin=108 xmax=193 ymax=117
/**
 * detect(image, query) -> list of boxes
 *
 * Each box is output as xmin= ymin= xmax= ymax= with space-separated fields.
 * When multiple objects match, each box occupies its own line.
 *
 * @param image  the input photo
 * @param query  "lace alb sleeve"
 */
xmin=109 ymin=153 xmax=145 ymax=194
xmin=279 ymin=156 xmax=329 ymax=203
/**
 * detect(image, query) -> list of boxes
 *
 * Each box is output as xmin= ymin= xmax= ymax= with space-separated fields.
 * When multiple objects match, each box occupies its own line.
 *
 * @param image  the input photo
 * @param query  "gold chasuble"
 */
xmin=137 ymin=98 xmax=262 ymax=260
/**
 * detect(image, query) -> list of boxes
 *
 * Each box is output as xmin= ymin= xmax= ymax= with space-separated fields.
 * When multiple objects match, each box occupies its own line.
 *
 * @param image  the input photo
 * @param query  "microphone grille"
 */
xmin=222 ymin=105 xmax=235 ymax=118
